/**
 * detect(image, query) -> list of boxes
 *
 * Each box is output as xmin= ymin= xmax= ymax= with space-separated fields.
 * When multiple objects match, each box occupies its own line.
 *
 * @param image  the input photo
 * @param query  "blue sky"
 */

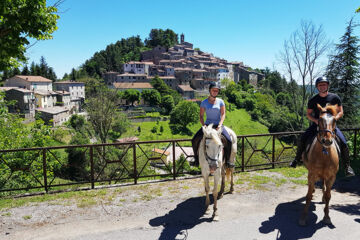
xmin=25 ymin=0 xmax=360 ymax=79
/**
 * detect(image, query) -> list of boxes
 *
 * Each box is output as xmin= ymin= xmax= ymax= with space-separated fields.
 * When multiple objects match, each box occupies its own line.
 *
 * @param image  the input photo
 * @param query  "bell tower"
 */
xmin=180 ymin=33 xmax=184 ymax=44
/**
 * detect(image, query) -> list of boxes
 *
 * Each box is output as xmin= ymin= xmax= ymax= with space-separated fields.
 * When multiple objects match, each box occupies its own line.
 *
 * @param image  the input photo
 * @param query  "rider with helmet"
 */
xmin=290 ymin=76 xmax=355 ymax=176
xmin=191 ymin=82 xmax=233 ymax=167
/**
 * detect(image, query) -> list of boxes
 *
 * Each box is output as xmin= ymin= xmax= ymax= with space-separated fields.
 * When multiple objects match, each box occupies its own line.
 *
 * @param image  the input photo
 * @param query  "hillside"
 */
xmin=122 ymin=108 xmax=269 ymax=142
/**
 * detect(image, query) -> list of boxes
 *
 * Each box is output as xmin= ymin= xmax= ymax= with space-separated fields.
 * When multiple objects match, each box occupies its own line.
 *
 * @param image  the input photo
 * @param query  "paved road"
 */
xmin=3 ymin=177 xmax=360 ymax=240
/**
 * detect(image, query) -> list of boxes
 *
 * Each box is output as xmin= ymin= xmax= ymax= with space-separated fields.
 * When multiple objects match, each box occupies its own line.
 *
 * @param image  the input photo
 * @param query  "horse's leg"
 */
xmin=229 ymin=167 xmax=234 ymax=193
xmin=203 ymin=174 xmax=210 ymax=213
xmin=212 ymin=170 xmax=220 ymax=221
xmin=321 ymin=179 xmax=326 ymax=203
xmin=299 ymin=174 xmax=316 ymax=226
xmin=323 ymin=175 xmax=336 ymax=225
xmin=218 ymin=165 xmax=225 ymax=199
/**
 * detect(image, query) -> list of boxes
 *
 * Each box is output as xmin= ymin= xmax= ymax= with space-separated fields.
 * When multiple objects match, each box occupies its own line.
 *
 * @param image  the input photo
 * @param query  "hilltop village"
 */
xmin=103 ymin=34 xmax=264 ymax=97
xmin=0 ymin=34 xmax=263 ymax=126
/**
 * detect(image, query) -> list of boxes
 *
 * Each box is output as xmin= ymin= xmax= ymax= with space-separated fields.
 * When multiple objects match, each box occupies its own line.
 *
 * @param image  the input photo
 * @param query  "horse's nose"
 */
xmin=325 ymin=139 xmax=333 ymax=146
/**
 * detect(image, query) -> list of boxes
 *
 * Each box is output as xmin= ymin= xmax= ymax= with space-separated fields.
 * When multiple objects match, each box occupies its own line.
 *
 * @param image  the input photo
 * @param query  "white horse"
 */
xmin=199 ymin=124 xmax=237 ymax=221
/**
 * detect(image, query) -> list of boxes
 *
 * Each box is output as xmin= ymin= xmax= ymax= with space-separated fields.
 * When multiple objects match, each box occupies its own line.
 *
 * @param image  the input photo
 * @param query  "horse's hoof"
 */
xmin=213 ymin=214 xmax=219 ymax=221
xmin=299 ymin=219 xmax=306 ymax=226
xmin=205 ymin=208 xmax=211 ymax=215
xmin=229 ymin=188 xmax=234 ymax=194
xmin=218 ymin=194 xmax=223 ymax=199
xmin=323 ymin=216 xmax=332 ymax=225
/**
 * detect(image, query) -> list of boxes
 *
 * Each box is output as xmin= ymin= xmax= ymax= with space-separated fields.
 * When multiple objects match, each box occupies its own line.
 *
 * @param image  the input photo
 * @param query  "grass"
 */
xmin=0 ymin=167 xmax=308 ymax=211
xmin=22 ymin=215 xmax=32 ymax=220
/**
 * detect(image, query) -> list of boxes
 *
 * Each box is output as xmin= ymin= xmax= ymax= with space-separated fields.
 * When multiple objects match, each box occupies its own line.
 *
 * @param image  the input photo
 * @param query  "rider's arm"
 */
xmin=306 ymin=109 xmax=319 ymax=125
xmin=334 ymin=105 xmax=344 ymax=121
xmin=218 ymin=105 xmax=226 ymax=129
xmin=200 ymin=107 xmax=205 ymax=126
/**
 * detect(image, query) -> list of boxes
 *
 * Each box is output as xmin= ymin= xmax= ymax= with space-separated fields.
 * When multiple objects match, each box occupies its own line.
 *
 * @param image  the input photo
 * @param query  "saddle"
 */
xmin=304 ymin=134 xmax=341 ymax=158
xmin=220 ymin=135 xmax=234 ymax=168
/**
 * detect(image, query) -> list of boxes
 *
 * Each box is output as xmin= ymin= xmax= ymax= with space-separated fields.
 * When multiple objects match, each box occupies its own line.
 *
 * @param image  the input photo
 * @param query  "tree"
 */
xmin=122 ymin=89 xmax=140 ymax=106
xmin=0 ymin=0 xmax=60 ymax=70
xmin=108 ymin=113 xmax=130 ymax=141
xmin=279 ymin=20 xmax=330 ymax=130
xmin=85 ymin=87 xmax=119 ymax=144
xmin=161 ymin=95 xmax=175 ymax=115
xmin=170 ymin=101 xmax=199 ymax=130
xmin=327 ymin=18 xmax=360 ymax=127
xmin=21 ymin=65 xmax=30 ymax=75
xmin=145 ymin=29 xmax=178 ymax=49
xmin=141 ymin=89 xmax=161 ymax=106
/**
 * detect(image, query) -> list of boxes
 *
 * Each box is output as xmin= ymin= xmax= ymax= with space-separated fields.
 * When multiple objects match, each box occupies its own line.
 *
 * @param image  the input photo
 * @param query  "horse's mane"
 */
xmin=203 ymin=124 xmax=222 ymax=146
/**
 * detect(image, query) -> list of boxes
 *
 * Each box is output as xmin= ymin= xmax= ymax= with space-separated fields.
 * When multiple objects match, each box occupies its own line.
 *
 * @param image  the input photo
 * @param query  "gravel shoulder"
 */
xmin=1 ymin=171 xmax=360 ymax=240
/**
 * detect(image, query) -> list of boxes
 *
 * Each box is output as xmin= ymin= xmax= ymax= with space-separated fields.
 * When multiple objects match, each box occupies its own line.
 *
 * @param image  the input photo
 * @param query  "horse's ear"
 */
xmin=202 ymin=125 xmax=206 ymax=133
xmin=317 ymin=104 xmax=325 ymax=113
xmin=217 ymin=126 xmax=222 ymax=135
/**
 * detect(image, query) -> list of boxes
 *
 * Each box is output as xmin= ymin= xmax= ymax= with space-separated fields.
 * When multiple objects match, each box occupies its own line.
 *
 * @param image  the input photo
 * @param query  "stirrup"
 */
xmin=289 ymin=159 xmax=298 ymax=168
xmin=345 ymin=166 xmax=355 ymax=177
xmin=226 ymin=162 xmax=235 ymax=168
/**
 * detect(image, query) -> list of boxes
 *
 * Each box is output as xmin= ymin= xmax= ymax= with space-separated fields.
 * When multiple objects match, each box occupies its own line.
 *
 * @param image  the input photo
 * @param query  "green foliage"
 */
xmin=0 ymin=0 xmax=59 ymax=70
xmin=161 ymin=95 xmax=175 ymax=115
xmin=145 ymin=29 xmax=178 ymax=49
xmin=150 ymin=76 xmax=182 ymax=105
xmin=170 ymin=101 xmax=199 ymax=131
xmin=122 ymin=89 xmax=140 ymax=106
xmin=327 ymin=18 xmax=360 ymax=128
xmin=69 ymin=114 xmax=86 ymax=132
xmin=108 ymin=113 xmax=130 ymax=141
xmin=81 ymin=36 xmax=149 ymax=78
xmin=141 ymin=89 xmax=161 ymax=106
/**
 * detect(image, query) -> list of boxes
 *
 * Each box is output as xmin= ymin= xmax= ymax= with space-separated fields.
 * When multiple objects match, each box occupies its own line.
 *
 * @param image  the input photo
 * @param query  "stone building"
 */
xmin=5 ymin=75 xmax=53 ymax=91
xmin=3 ymin=88 xmax=36 ymax=119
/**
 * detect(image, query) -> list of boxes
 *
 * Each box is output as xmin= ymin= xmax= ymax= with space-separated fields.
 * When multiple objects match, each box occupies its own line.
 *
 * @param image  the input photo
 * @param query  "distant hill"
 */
xmin=67 ymin=29 xmax=179 ymax=79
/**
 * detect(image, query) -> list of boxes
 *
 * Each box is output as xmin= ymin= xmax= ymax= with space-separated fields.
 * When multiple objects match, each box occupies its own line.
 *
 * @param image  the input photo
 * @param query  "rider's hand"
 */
xmin=216 ymin=125 xmax=222 ymax=130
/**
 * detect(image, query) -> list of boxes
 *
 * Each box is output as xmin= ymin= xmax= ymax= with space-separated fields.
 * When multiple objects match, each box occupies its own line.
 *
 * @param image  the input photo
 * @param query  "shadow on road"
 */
xmin=259 ymin=176 xmax=360 ymax=239
xmin=259 ymin=197 xmax=334 ymax=240
xmin=149 ymin=196 xmax=213 ymax=240
xmin=331 ymin=176 xmax=360 ymax=220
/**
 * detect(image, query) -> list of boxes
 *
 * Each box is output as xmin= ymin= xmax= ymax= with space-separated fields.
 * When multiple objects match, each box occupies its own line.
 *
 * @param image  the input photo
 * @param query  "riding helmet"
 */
xmin=209 ymin=82 xmax=221 ymax=91
xmin=315 ymin=76 xmax=329 ymax=87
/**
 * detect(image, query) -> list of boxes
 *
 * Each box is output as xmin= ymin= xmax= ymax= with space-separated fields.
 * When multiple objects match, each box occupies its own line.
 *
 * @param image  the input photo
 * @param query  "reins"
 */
xmin=204 ymin=137 xmax=223 ymax=164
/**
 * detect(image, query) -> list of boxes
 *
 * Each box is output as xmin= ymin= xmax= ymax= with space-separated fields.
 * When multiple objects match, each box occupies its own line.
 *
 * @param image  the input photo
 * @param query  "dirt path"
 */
xmin=1 ymin=172 xmax=360 ymax=240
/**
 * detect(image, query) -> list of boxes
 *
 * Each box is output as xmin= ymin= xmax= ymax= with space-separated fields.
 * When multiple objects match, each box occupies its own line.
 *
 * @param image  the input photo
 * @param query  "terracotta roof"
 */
xmin=148 ymin=76 xmax=176 ymax=80
xmin=36 ymin=106 xmax=68 ymax=114
xmin=117 ymin=73 xmax=147 ymax=77
xmin=178 ymin=85 xmax=194 ymax=91
xmin=0 ymin=87 xmax=16 ymax=91
xmin=192 ymin=69 xmax=207 ymax=72
xmin=54 ymin=81 xmax=84 ymax=84
xmin=11 ymin=75 xmax=52 ymax=83
xmin=10 ymin=88 xmax=33 ymax=93
xmin=126 ymin=61 xmax=154 ymax=65
xmin=193 ymin=78 xmax=205 ymax=81
xmin=174 ymin=67 xmax=193 ymax=71
xmin=152 ymin=148 xmax=170 ymax=156
xmin=54 ymin=90 xmax=70 ymax=95
xmin=115 ymin=137 xmax=139 ymax=143
xmin=113 ymin=82 xmax=153 ymax=89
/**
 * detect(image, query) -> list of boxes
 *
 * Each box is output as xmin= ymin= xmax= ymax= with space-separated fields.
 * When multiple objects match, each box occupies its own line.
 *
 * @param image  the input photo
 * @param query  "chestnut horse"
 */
xmin=198 ymin=124 xmax=237 ymax=221
xmin=299 ymin=104 xmax=340 ymax=226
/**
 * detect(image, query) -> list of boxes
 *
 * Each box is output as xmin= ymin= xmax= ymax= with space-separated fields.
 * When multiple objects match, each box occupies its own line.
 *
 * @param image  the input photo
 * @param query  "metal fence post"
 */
xmin=90 ymin=146 xmax=94 ymax=189
xmin=133 ymin=143 xmax=137 ymax=184
xmin=272 ymin=135 xmax=275 ymax=169
xmin=241 ymin=137 xmax=245 ymax=172
xmin=354 ymin=129 xmax=357 ymax=159
xmin=173 ymin=141 xmax=176 ymax=180
xmin=42 ymin=149 xmax=48 ymax=193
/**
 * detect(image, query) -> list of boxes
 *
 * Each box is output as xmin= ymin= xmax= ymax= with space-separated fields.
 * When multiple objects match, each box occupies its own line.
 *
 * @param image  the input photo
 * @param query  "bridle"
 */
xmin=316 ymin=112 xmax=336 ymax=153
xmin=204 ymin=137 xmax=223 ymax=165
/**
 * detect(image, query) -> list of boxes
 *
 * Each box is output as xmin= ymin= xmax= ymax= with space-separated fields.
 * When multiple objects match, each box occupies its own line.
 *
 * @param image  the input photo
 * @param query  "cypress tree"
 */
xmin=327 ymin=18 xmax=360 ymax=127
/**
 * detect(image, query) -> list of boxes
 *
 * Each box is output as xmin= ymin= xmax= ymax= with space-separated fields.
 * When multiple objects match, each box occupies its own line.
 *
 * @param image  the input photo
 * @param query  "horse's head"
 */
xmin=317 ymin=104 xmax=338 ymax=148
xmin=202 ymin=124 xmax=223 ymax=173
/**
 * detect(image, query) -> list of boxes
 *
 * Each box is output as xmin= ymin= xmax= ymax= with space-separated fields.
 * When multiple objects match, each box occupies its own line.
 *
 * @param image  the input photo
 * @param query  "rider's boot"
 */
xmin=191 ymin=135 xmax=202 ymax=167
xmin=341 ymin=144 xmax=355 ymax=177
xmin=224 ymin=140 xmax=234 ymax=168
xmin=290 ymin=140 xmax=306 ymax=168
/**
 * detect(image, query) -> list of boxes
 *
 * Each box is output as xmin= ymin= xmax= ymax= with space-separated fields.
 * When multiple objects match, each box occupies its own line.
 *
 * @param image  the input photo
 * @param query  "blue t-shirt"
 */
xmin=200 ymin=98 xmax=225 ymax=125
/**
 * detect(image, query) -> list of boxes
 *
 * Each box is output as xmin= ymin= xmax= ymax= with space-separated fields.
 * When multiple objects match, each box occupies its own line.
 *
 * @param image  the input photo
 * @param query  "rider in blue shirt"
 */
xmin=191 ymin=82 xmax=233 ymax=167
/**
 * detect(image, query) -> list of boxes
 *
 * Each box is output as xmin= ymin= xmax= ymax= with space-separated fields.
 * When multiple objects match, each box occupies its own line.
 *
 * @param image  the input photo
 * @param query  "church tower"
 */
xmin=180 ymin=33 xmax=184 ymax=44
